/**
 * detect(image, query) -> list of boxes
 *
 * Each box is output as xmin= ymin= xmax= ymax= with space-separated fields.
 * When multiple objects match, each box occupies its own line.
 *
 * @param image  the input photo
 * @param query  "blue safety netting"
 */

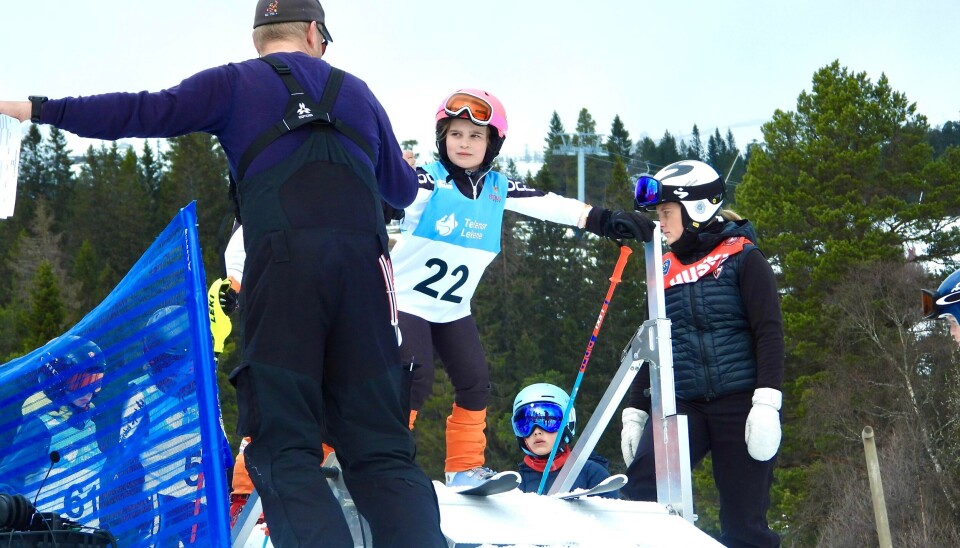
xmin=0 ymin=202 xmax=231 ymax=547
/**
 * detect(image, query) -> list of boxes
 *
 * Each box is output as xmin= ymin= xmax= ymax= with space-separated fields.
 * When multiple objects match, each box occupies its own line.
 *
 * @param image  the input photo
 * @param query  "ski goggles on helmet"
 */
xmin=443 ymin=92 xmax=494 ymax=126
xmin=512 ymin=401 xmax=566 ymax=438
xmin=149 ymin=351 xmax=188 ymax=374
xmin=65 ymin=371 xmax=104 ymax=396
xmin=634 ymin=175 xmax=662 ymax=210
xmin=634 ymin=174 xmax=726 ymax=211
xmin=921 ymin=288 xmax=960 ymax=320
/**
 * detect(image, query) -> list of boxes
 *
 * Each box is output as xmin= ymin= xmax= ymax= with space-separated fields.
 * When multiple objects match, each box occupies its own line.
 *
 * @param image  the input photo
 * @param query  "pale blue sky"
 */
xmin=2 ymin=0 xmax=957 ymax=164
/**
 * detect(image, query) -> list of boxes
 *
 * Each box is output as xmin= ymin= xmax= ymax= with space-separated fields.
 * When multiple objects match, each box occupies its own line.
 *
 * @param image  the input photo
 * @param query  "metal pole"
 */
xmin=577 ymin=144 xmax=585 ymax=202
xmin=862 ymin=426 xmax=893 ymax=548
xmin=549 ymin=224 xmax=695 ymax=523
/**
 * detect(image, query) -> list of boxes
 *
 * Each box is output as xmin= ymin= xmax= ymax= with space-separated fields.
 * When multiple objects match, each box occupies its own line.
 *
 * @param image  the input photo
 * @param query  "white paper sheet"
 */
xmin=0 ymin=115 xmax=22 ymax=219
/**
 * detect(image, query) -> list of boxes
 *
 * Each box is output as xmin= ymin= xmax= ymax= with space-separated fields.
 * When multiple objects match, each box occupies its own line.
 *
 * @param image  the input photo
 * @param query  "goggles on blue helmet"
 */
xmin=65 ymin=371 xmax=104 ymax=398
xmin=512 ymin=401 xmax=566 ymax=438
xmin=922 ymin=288 xmax=960 ymax=320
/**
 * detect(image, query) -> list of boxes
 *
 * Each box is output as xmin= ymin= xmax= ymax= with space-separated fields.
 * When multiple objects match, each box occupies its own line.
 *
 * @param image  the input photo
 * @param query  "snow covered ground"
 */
xmin=434 ymin=482 xmax=722 ymax=547
xmin=238 ymin=482 xmax=722 ymax=547
xmin=243 ymin=481 xmax=720 ymax=548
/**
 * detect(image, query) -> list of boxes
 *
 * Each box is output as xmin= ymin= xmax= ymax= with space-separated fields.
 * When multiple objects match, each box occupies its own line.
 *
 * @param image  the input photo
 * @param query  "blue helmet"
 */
xmin=37 ymin=336 xmax=107 ymax=408
xmin=143 ymin=305 xmax=190 ymax=357
xmin=142 ymin=305 xmax=192 ymax=384
xmin=512 ymin=383 xmax=576 ymax=457
xmin=922 ymin=269 xmax=960 ymax=321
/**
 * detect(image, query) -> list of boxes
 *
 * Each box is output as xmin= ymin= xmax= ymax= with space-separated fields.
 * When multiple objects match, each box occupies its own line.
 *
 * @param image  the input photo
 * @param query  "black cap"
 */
xmin=253 ymin=0 xmax=333 ymax=43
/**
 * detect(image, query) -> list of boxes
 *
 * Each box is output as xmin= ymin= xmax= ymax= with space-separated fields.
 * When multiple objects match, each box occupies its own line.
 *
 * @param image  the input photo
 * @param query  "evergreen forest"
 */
xmin=3 ymin=60 xmax=960 ymax=545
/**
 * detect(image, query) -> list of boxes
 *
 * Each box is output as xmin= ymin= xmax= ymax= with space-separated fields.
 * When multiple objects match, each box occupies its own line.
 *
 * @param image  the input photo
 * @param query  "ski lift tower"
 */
xmin=553 ymin=133 xmax=607 ymax=202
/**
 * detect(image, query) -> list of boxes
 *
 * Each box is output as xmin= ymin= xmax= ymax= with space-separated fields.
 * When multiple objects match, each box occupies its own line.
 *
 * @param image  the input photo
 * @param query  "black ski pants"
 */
xmin=623 ymin=391 xmax=780 ymax=548
xmin=401 ymin=312 xmax=490 ymax=412
xmin=231 ymin=228 xmax=445 ymax=547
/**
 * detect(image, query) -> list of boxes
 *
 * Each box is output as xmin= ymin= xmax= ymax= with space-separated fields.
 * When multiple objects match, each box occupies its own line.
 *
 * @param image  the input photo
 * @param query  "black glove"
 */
xmin=220 ymin=284 xmax=240 ymax=315
xmin=603 ymin=210 xmax=655 ymax=242
xmin=382 ymin=202 xmax=405 ymax=223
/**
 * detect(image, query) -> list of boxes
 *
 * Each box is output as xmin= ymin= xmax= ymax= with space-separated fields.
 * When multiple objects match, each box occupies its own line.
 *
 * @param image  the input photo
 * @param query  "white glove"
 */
xmin=745 ymin=388 xmax=782 ymax=461
xmin=620 ymin=407 xmax=649 ymax=466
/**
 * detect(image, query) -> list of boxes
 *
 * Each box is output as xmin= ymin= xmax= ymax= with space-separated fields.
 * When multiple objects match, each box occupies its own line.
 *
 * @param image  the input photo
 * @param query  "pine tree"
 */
xmin=45 ymin=127 xmax=75 ymax=228
xmin=634 ymin=136 xmax=659 ymax=173
xmin=682 ymin=124 xmax=705 ymax=162
xmin=160 ymin=133 xmax=232 ymax=281
xmin=707 ymin=128 xmax=728 ymax=169
xmin=14 ymin=125 xmax=45 ymax=228
xmin=737 ymin=60 xmax=960 ymax=371
xmin=928 ymin=120 xmax=960 ymax=158
xmin=603 ymin=156 xmax=634 ymax=210
xmin=735 ymin=61 xmax=960 ymax=542
xmin=72 ymin=239 xmax=111 ymax=314
xmin=656 ymin=131 xmax=682 ymax=167
xmin=543 ymin=111 xmax=566 ymax=158
xmin=9 ymin=198 xmax=76 ymax=313
xmin=67 ymin=143 xmax=152 ymax=289
xmin=140 ymin=140 xmax=163 ymax=195
xmin=574 ymin=108 xmax=598 ymax=148
xmin=19 ymin=261 xmax=65 ymax=351
xmin=606 ymin=115 xmax=633 ymax=166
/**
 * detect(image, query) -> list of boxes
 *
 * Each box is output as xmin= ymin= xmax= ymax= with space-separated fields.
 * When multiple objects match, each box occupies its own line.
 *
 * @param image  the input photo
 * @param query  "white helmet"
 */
xmin=636 ymin=160 xmax=725 ymax=230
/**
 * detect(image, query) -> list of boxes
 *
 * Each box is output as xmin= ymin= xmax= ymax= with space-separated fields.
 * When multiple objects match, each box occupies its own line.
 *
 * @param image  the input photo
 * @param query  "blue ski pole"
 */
xmin=537 ymin=244 xmax=632 ymax=494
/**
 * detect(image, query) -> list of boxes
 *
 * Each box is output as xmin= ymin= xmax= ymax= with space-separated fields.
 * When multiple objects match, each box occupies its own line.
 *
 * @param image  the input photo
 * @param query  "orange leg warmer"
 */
xmin=444 ymin=405 xmax=487 ymax=473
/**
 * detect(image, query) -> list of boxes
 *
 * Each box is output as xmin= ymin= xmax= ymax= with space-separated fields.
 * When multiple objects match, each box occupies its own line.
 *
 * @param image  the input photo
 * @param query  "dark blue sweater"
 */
xmin=40 ymin=51 xmax=416 ymax=209
xmin=517 ymin=453 xmax=618 ymax=499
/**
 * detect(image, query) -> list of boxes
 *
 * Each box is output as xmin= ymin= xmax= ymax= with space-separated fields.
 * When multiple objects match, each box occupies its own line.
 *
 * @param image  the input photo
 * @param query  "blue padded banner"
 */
xmin=0 ymin=202 xmax=230 ymax=546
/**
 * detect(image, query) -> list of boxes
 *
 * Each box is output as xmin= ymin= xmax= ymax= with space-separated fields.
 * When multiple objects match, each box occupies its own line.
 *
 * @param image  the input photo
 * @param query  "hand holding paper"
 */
xmin=0 ymin=114 xmax=23 ymax=219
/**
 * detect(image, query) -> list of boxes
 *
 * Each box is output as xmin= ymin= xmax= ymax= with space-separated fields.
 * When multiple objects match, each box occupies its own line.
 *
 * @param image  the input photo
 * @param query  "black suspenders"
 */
xmin=229 ymin=56 xmax=376 ymax=222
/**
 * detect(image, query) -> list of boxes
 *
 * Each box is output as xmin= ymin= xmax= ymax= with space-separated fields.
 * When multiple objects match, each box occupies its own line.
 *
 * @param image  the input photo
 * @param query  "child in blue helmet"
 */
xmin=0 ymin=336 xmax=107 ymax=526
xmin=921 ymin=268 xmax=960 ymax=344
xmin=512 ymin=383 xmax=617 ymax=498
xmin=114 ymin=305 xmax=205 ymax=545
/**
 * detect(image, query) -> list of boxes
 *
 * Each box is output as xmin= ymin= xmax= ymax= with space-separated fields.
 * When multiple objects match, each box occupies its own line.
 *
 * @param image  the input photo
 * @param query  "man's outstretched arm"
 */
xmin=0 ymin=101 xmax=31 ymax=123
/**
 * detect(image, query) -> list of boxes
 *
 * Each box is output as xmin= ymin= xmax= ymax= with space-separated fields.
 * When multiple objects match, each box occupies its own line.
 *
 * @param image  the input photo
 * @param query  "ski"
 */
xmin=553 ymin=473 xmax=627 ymax=500
xmin=452 ymin=471 xmax=521 ymax=496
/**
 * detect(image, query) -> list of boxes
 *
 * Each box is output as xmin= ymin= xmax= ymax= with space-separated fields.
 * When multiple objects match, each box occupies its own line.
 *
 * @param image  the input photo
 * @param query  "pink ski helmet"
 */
xmin=435 ymin=89 xmax=508 ymax=173
xmin=435 ymin=89 xmax=508 ymax=138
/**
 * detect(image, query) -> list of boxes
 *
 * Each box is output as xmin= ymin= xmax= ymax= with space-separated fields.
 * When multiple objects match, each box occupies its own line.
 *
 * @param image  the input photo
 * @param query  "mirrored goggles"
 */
xmin=921 ymin=288 xmax=960 ymax=320
xmin=634 ymin=175 xmax=661 ymax=209
xmin=443 ymin=92 xmax=493 ymax=126
xmin=65 ymin=371 xmax=104 ymax=395
xmin=512 ymin=401 xmax=565 ymax=438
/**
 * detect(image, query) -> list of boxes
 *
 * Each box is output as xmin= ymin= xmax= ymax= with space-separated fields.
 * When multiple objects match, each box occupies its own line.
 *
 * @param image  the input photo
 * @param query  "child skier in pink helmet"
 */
xmin=224 ymin=88 xmax=655 ymax=489
xmin=394 ymin=88 xmax=655 ymax=487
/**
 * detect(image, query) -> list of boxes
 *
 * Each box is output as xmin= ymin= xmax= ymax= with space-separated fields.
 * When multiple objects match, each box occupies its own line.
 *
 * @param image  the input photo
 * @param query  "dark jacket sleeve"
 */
xmin=739 ymin=249 xmax=785 ymax=390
